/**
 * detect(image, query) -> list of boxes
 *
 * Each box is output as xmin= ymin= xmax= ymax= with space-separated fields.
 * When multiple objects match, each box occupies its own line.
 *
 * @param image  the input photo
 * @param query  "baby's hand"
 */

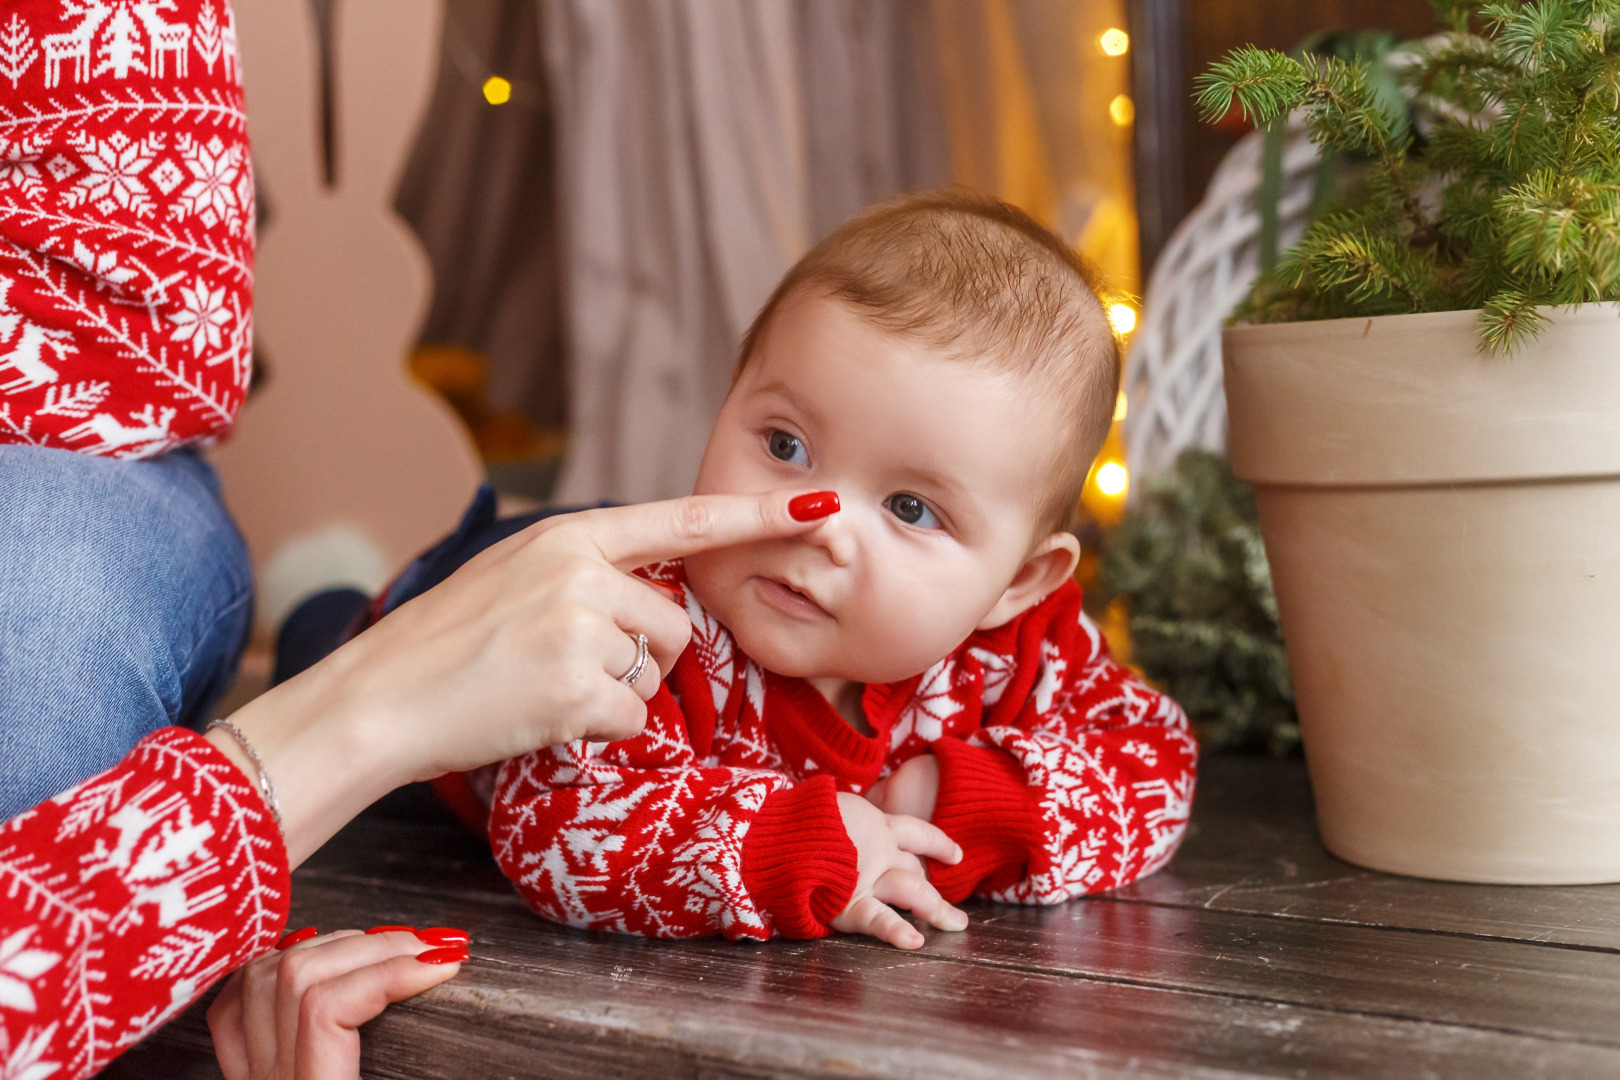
xmin=863 ymin=753 xmax=939 ymax=821
xmin=832 ymin=792 xmax=967 ymax=950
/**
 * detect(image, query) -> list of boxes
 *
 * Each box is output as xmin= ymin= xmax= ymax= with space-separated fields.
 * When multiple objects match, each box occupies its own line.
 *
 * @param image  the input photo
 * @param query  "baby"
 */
xmin=489 ymin=191 xmax=1197 ymax=947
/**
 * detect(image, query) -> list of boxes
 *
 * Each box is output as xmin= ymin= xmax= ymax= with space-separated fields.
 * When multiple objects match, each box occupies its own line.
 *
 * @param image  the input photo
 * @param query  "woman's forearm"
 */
xmin=206 ymin=641 xmax=415 ymax=869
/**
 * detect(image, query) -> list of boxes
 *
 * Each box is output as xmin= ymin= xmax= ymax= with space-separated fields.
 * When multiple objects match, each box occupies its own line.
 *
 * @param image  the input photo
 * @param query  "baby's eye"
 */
xmin=767 ymin=429 xmax=809 ymax=467
xmin=885 ymin=493 xmax=941 ymax=530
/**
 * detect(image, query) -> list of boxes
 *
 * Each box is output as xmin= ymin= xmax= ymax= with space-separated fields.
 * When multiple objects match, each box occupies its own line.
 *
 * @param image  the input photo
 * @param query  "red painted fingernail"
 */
xmin=277 ymin=927 xmax=318 ymax=950
xmin=414 ymin=927 xmax=470 ymax=946
xmin=788 ymin=491 xmax=839 ymax=521
xmin=416 ymin=946 xmax=470 ymax=965
xmin=366 ymin=925 xmax=417 ymax=936
xmin=650 ymin=582 xmax=684 ymax=602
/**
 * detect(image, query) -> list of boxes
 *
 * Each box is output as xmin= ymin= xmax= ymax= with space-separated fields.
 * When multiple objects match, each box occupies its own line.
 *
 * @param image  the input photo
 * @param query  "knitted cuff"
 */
xmin=927 ymin=738 xmax=1037 ymax=903
xmin=741 ymin=775 xmax=858 ymax=939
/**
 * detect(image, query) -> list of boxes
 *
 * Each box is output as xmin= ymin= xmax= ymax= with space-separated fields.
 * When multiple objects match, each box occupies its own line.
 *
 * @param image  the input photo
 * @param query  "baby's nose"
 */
xmin=803 ymin=506 xmax=856 ymax=567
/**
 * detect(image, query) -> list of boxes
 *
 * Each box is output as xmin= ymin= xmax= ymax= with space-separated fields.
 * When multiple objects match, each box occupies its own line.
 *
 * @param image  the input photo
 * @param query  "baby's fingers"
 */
xmin=886 ymin=814 xmax=963 ymax=865
xmin=874 ymin=868 xmax=969 ymax=933
xmin=835 ymin=895 xmax=925 ymax=950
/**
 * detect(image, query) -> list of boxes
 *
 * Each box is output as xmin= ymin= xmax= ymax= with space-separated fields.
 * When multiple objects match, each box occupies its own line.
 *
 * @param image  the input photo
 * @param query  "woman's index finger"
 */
xmin=564 ymin=491 xmax=836 ymax=571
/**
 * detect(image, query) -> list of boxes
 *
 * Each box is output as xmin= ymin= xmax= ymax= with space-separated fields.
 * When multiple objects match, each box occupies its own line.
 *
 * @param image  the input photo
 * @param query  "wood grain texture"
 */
xmin=1113 ymin=758 xmax=1620 ymax=951
xmin=105 ymin=757 xmax=1620 ymax=1079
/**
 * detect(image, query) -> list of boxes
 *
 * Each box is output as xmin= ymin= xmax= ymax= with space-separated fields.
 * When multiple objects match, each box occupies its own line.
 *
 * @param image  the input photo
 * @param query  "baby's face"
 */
xmin=685 ymin=289 xmax=1062 ymax=685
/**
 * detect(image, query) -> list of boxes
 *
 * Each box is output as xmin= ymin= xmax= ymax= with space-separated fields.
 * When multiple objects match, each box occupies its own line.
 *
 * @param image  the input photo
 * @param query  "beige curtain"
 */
xmin=539 ymin=0 xmax=811 ymax=503
xmin=396 ymin=0 xmax=565 ymax=428
xmin=395 ymin=0 xmax=1137 ymax=504
xmin=541 ymin=0 xmax=954 ymax=504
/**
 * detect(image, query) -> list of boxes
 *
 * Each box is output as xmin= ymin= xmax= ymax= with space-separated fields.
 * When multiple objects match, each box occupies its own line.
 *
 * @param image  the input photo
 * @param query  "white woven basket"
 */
xmin=1123 ymin=126 xmax=1321 ymax=484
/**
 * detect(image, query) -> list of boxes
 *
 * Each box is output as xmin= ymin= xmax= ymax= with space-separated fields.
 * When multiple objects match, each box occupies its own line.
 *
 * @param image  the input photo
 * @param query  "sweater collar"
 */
xmin=653 ymin=558 xmax=998 ymax=787
xmin=761 ymin=670 xmax=900 ymax=791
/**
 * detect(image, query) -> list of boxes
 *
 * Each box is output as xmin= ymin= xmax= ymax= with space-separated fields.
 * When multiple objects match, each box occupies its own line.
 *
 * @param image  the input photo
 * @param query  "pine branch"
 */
xmin=1499 ymin=169 xmax=1587 ymax=273
xmin=1194 ymin=46 xmax=1312 ymax=127
xmin=1488 ymin=0 xmax=1583 ymax=73
xmin=1099 ymin=451 xmax=1298 ymax=756
xmin=1431 ymin=0 xmax=1476 ymax=33
xmin=1479 ymin=286 xmax=1550 ymax=350
xmin=1212 ymin=0 xmax=1620 ymax=352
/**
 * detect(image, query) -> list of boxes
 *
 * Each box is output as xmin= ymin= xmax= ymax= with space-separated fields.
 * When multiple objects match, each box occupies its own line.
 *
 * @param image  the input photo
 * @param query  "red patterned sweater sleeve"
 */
xmin=488 ymin=691 xmax=856 ymax=942
xmin=0 ymin=727 xmax=290 ymax=1080
xmin=927 ymin=581 xmax=1198 ymax=904
xmin=0 ymin=0 xmax=252 ymax=457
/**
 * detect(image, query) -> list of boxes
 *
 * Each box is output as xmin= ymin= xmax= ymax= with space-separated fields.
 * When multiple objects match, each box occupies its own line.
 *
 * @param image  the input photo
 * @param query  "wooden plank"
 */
xmin=299 ymin=822 xmax=1620 ymax=1047
xmin=107 ymin=757 xmax=1620 ymax=1078
xmin=294 ymin=813 xmax=514 ymax=901
xmin=1112 ymin=758 xmax=1620 ymax=951
xmin=114 ymin=874 xmax=1620 ymax=1080
xmin=918 ymin=898 xmax=1620 ymax=1045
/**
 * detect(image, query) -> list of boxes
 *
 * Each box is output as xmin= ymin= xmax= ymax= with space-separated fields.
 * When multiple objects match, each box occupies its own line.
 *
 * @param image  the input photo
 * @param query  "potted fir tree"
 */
xmin=1196 ymin=0 xmax=1620 ymax=883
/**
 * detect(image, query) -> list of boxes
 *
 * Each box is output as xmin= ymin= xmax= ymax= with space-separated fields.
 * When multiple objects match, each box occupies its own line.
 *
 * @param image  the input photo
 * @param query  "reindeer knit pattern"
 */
xmin=491 ymin=563 xmax=1198 ymax=942
xmin=0 ymin=0 xmax=250 ymax=458
xmin=0 ymin=728 xmax=289 ymax=1080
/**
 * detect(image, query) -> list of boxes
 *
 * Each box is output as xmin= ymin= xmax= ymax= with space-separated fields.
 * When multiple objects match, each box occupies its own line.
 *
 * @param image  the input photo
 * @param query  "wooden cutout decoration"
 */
xmin=213 ymin=0 xmax=482 ymax=632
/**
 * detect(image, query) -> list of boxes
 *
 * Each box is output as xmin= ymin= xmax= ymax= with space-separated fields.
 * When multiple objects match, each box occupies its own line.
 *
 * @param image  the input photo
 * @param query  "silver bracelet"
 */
xmin=206 ymin=718 xmax=283 ymax=832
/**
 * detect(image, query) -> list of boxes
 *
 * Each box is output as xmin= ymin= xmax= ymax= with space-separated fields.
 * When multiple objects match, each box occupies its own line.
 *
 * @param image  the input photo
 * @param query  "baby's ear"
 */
xmin=976 ymin=531 xmax=1082 ymax=630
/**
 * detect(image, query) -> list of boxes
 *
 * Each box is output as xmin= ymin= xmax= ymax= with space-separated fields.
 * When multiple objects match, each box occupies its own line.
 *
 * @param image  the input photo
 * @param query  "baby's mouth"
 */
xmin=756 ymin=576 xmax=832 ymax=620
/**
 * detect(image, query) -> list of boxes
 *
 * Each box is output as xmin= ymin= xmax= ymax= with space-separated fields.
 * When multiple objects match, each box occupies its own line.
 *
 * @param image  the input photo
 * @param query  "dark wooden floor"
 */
xmin=108 ymin=757 xmax=1620 ymax=1078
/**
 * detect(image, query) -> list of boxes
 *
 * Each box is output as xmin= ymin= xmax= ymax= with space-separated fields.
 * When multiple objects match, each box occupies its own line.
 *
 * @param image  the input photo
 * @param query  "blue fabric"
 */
xmin=272 ymin=487 xmax=606 ymax=686
xmin=377 ymin=486 xmax=611 ymax=616
xmin=0 ymin=445 xmax=253 ymax=819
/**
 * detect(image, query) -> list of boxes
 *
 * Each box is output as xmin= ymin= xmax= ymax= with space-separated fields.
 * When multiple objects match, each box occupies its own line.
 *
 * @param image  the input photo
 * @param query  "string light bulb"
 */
xmin=1109 ymin=94 xmax=1135 ymax=127
xmin=1108 ymin=302 xmax=1137 ymax=335
xmin=1114 ymin=391 xmax=1128 ymax=422
xmin=1096 ymin=461 xmax=1129 ymax=498
xmin=482 ymin=76 xmax=512 ymax=105
xmin=1100 ymin=28 xmax=1130 ymax=56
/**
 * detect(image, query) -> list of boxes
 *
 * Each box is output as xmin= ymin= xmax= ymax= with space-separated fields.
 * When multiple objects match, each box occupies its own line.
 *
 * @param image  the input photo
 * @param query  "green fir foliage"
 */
xmin=1097 ymin=451 xmax=1299 ymax=757
xmin=1194 ymin=0 xmax=1620 ymax=352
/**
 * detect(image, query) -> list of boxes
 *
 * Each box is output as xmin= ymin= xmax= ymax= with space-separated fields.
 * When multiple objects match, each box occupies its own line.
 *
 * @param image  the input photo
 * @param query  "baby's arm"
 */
xmin=916 ymin=583 xmax=1199 ymax=905
xmin=490 ymin=693 xmax=873 ymax=940
xmin=490 ymin=689 xmax=972 ymax=944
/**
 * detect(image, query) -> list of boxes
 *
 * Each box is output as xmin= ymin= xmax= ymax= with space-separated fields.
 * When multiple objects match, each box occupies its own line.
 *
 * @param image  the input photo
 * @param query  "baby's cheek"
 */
xmin=855 ymin=575 xmax=979 ymax=674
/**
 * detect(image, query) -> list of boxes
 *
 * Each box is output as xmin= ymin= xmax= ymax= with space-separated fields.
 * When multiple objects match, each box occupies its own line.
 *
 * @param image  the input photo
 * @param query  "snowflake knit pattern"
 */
xmin=0 ymin=0 xmax=251 ymax=458
xmin=490 ymin=562 xmax=1199 ymax=942
xmin=0 ymin=728 xmax=288 ymax=1080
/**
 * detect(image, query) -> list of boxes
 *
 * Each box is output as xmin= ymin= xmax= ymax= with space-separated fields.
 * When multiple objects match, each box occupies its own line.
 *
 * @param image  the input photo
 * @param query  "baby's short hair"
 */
xmin=738 ymin=189 xmax=1119 ymax=535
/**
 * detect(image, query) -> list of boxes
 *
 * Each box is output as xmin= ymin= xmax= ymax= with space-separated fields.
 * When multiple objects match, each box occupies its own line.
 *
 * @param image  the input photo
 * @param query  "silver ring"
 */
xmin=618 ymin=632 xmax=650 ymax=686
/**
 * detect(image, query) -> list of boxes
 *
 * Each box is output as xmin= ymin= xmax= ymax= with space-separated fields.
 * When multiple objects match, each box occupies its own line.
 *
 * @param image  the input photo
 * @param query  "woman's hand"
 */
xmin=213 ymin=489 xmax=839 ymax=866
xmin=207 ymin=928 xmax=467 ymax=1080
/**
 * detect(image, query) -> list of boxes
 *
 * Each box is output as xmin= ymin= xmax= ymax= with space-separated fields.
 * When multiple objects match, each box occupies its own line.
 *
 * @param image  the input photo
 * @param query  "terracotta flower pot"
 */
xmin=1222 ymin=303 xmax=1620 ymax=884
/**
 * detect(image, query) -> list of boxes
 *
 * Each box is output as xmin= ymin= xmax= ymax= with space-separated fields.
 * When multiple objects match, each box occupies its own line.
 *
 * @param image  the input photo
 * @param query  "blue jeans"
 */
xmin=0 ymin=446 xmax=252 ymax=820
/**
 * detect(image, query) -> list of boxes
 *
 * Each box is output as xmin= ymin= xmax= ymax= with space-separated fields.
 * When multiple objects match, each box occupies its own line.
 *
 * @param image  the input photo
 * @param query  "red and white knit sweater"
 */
xmin=490 ymin=562 xmax=1198 ymax=941
xmin=0 ymin=729 xmax=289 ymax=1080
xmin=0 ymin=0 xmax=251 ymax=457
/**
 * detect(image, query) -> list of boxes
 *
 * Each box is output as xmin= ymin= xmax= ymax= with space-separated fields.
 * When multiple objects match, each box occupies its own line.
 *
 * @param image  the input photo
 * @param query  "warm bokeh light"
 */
xmin=1096 ymin=461 xmax=1129 ymax=497
xmin=1109 ymin=94 xmax=1135 ymax=127
xmin=1108 ymin=302 xmax=1137 ymax=335
xmin=1100 ymin=28 xmax=1130 ymax=56
xmin=1114 ymin=391 xmax=1128 ymax=422
xmin=482 ymin=76 xmax=512 ymax=105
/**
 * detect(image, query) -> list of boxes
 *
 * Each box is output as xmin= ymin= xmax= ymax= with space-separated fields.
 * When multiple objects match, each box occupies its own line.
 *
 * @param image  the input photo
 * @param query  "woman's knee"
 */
xmin=0 ymin=446 xmax=253 ymax=813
